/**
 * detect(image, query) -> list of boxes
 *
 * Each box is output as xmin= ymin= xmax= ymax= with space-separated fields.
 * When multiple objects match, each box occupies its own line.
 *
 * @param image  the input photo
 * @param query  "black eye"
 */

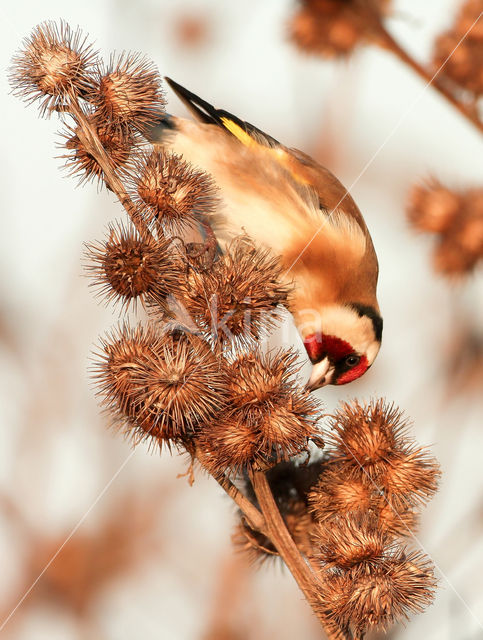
xmin=344 ymin=354 xmax=360 ymax=367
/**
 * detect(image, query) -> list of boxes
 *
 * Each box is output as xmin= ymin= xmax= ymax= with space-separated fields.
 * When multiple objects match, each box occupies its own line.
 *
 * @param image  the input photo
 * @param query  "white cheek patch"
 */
xmin=365 ymin=341 xmax=381 ymax=366
xmin=315 ymin=305 xmax=380 ymax=366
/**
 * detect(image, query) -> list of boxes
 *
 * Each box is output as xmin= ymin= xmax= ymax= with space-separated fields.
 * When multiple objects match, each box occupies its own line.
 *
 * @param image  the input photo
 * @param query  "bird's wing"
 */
xmin=163 ymin=77 xmax=280 ymax=149
xmin=152 ymin=80 xmax=370 ymax=289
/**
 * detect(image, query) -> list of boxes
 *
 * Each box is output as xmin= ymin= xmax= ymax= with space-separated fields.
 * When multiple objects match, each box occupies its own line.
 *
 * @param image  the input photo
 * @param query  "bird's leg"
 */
xmin=182 ymin=218 xmax=218 ymax=270
xmin=200 ymin=217 xmax=218 ymax=263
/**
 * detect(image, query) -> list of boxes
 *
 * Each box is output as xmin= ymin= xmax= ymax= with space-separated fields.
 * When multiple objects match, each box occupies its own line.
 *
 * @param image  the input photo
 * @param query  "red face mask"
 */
xmin=303 ymin=332 xmax=369 ymax=385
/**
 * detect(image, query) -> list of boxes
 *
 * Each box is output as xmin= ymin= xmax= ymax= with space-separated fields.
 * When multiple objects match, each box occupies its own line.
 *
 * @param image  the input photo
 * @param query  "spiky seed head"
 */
xmin=433 ymin=0 xmax=483 ymax=96
xmin=316 ymin=550 xmax=436 ymax=634
xmin=326 ymin=400 xmax=411 ymax=477
xmin=407 ymin=181 xmax=461 ymax=234
xmin=62 ymin=116 xmax=135 ymax=184
xmin=308 ymin=464 xmax=373 ymax=522
xmin=197 ymin=349 xmax=321 ymax=472
xmin=130 ymin=150 xmax=219 ymax=232
xmin=291 ymin=5 xmax=360 ymax=58
xmin=376 ymin=498 xmax=419 ymax=538
xmin=457 ymin=209 xmax=483 ymax=256
xmin=407 ymin=181 xmax=483 ymax=277
xmin=182 ymin=236 xmax=292 ymax=346
xmin=379 ymin=449 xmax=440 ymax=508
xmin=84 ymin=222 xmax=183 ymax=311
xmin=308 ymin=460 xmax=424 ymax=538
xmin=93 ymin=325 xmax=228 ymax=445
xmin=89 ymin=52 xmax=164 ymax=132
xmin=197 ymin=410 xmax=258 ymax=473
xmin=9 ymin=20 xmax=98 ymax=115
xmin=433 ymin=236 xmax=478 ymax=277
xmin=311 ymin=513 xmax=388 ymax=569
xmin=289 ymin=0 xmax=390 ymax=59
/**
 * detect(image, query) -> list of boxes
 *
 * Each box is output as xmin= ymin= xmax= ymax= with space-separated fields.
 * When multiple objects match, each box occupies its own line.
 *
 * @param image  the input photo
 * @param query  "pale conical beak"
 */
xmin=305 ymin=357 xmax=335 ymax=391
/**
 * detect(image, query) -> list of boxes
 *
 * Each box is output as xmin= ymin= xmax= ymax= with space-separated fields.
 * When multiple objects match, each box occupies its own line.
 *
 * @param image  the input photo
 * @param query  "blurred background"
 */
xmin=1 ymin=1 xmax=483 ymax=638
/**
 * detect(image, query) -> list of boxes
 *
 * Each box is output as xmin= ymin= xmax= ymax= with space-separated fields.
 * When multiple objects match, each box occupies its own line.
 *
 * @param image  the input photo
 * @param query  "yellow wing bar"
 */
xmin=220 ymin=117 xmax=257 ymax=147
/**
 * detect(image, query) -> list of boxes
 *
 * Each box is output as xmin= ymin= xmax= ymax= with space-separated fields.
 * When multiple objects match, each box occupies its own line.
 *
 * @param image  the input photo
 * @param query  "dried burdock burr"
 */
xmin=326 ymin=400 xmax=440 ymax=506
xmin=198 ymin=349 xmax=321 ymax=473
xmin=309 ymin=463 xmax=373 ymax=520
xmin=308 ymin=400 xmax=439 ymax=542
xmin=181 ymin=236 xmax=292 ymax=346
xmin=378 ymin=448 xmax=441 ymax=509
xmin=444 ymin=323 xmax=483 ymax=397
xmin=84 ymin=222 xmax=183 ymax=311
xmin=375 ymin=497 xmax=419 ymax=538
xmin=407 ymin=180 xmax=483 ymax=277
xmin=309 ymin=461 xmax=420 ymax=539
xmin=130 ymin=149 xmax=219 ymax=233
xmin=315 ymin=550 xmax=436 ymax=634
xmin=289 ymin=0 xmax=390 ymax=59
xmin=62 ymin=116 xmax=136 ymax=185
xmin=326 ymin=399 xmax=407 ymax=472
xmin=432 ymin=236 xmax=477 ymax=277
xmin=290 ymin=0 xmax=483 ymax=135
xmin=311 ymin=512 xmax=388 ymax=570
xmin=458 ymin=204 xmax=483 ymax=256
xmin=93 ymin=325 xmax=228 ymax=445
xmin=89 ymin=52 xmax=165 ymax=133
xmin=9 ymin=20 xmax=98 ymax=115
xmin=309 ymin=494 xmax=436 ymax=634
xmin=407 ymin=180 xmax=461 ymax=235
xmin=433 ymin=0 xmax=483 ymax=97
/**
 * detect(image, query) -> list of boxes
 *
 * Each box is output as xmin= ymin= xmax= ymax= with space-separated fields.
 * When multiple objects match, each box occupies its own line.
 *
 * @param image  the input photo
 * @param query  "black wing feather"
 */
xmin=165 ymin=77 xmax=280 ymax=148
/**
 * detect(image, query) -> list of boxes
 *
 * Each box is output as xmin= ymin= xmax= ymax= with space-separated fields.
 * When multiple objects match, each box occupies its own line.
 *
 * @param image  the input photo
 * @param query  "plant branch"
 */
xmin=67 ymin=99 xmax=152 ymax=236
xmin=249 ymin=468 xmax=350 ymax=640
xmin=376 ymin=23 xmax=483 ymax=135
xmin=215 ymin=472 xmax=267 ymax=534
xmin=192 ymin=445 xmax=267 ymax=533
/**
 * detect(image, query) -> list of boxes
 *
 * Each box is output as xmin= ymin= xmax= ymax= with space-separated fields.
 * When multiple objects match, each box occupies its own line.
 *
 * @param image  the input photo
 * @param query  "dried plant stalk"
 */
xmin=67 ymin=99 xmax=149 ymax=236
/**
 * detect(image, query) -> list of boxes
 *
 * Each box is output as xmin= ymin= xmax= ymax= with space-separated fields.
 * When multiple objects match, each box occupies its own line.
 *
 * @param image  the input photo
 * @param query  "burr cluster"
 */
xmin=433 ymin=0 xmax=483 ymax=98
xmin=407 ymin=179 xmax=483 ymax=277
xmin=289 ymin=0 xmax=391 ymax=58
xmin=236 ymin=401 xmax=439 ymax=635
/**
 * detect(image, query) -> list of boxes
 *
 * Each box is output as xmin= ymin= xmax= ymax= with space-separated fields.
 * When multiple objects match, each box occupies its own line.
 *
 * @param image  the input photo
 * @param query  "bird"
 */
xmin=150 ymin=78 xmax=382 ymax=390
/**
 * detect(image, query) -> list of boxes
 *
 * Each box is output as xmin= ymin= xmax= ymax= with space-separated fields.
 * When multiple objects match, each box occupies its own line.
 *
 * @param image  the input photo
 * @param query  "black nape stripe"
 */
xmin=350 ymin=303 xmax=383 ymax=342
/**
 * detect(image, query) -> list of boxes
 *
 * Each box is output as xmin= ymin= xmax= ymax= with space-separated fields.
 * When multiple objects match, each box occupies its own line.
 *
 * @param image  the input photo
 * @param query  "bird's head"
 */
xmin=303 ymin=304 xmax=382 ymax=390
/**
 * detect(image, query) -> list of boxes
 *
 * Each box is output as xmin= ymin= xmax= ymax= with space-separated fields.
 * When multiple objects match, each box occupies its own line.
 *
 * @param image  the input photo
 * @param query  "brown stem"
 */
xmin=67 ymin=99 xmax=152 ymax=236
xmin=376 ymin=24 xmax=483 ymax=136
xmin=249 ymin=468 xmax=350 ymax=640
xmin=192 ymin=444 xmax=267 ymax=533
xmin=215 ymin=472 xmax=267 ymax=534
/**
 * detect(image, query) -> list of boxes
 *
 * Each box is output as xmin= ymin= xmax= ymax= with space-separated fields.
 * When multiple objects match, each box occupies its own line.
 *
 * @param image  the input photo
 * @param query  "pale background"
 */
xmin=1 ymin=1 xmax=483 ymax=639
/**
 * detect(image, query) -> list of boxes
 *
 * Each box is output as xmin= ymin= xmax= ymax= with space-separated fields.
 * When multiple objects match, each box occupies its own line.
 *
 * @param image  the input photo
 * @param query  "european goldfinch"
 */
xmin=151 ymin=78 xmax=382 ymax=390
